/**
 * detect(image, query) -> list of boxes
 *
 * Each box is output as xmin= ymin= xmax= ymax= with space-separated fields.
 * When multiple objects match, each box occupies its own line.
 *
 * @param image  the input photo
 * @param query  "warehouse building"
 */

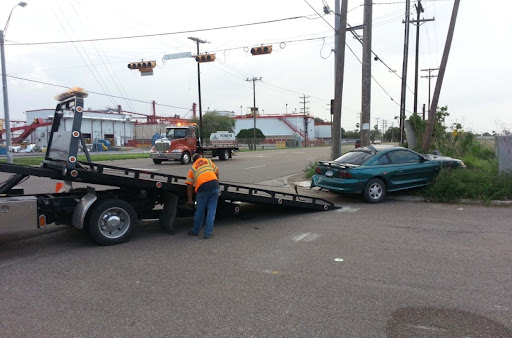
xmin=26 ymin=108 xmax=134 ymax=148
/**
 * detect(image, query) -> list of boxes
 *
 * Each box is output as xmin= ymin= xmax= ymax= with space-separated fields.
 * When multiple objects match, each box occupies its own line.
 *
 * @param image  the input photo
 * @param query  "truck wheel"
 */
xmin=363 ymin=178 xmax=386 ymax=203
xmin=153 ymin=159 xmax=162 ymax=164
xmin=88 ymin=198 xmax=137 ymax=245
xmin=159 ymin=192 xmax=178 ymax=234
xmin=218 ymin=149 xmax=229 ymax=161
xmin=180 ymin=152 xmax=191 ymax=164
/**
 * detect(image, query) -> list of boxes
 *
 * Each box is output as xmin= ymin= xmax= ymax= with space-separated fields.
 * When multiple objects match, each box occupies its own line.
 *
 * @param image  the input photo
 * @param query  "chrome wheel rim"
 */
xmin=183 ymin=153 xmax=190 ymax=163
xmin=98 ymin=207 xmax=130 ymax=239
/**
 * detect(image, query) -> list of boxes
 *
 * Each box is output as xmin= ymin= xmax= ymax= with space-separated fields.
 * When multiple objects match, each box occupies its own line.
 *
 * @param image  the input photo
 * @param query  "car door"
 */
xmin=387 ymin=149 xmax=435 ymax=190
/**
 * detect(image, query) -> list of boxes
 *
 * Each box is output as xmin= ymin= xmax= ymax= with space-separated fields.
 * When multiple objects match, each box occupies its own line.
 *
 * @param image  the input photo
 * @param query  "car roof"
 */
xmin=356 ymin=144 xmax=401 ymax=152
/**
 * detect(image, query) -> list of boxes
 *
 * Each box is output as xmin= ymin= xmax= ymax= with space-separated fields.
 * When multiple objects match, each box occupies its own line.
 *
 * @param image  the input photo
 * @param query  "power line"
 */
xmin=4 ymin=74 xmax=191 ymax=110
xmin=4 ymin=16 xmax=309 ymax=46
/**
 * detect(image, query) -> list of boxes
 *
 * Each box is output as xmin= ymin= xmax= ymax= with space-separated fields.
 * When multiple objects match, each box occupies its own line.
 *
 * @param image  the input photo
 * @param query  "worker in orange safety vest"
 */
xmin=185 ymin=153 xmax=220 ymax=239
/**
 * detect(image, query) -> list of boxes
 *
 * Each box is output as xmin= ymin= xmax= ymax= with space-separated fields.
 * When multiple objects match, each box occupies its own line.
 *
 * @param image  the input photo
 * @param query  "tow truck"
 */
xmin=0 ymin=91 xmax=338 ymax=245
xmin=150 ymin=124 xmax=238 ymax=165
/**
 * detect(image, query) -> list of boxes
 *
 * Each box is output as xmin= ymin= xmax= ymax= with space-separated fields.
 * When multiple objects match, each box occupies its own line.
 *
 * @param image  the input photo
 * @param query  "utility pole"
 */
xmin=188 ymin=37 xmax=208 ymax=145
xmin=421 ymin=67 xmax=439 ymax=112
xmin=399 ymin=0 xmax=411 ymax=146
xmin=411 ymin=0 xmax=435 ymax=114
xmin=375 ymin=117 xmax=380 ymax=142
xmin=422 ymin=0 xmax=460 ymax=151
xmin=300 ymin=95 xmax=310 ymax=147
xmin=360 ymin=0 xmax=373 ymax=147
xmin=331 ymin=0 xmax=348 ymax=160
xmin=245 ymin=77 xmax=262 ymax=150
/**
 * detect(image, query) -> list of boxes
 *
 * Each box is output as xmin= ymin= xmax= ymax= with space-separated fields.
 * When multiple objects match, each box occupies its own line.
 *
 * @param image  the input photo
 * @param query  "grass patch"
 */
xmin=420 ymin=159 xmax=512 ymax=202
xmin=304 ymin=161 xmax=317 ymax=179
xmin=0 ymin=152 xmax=150 ymax=166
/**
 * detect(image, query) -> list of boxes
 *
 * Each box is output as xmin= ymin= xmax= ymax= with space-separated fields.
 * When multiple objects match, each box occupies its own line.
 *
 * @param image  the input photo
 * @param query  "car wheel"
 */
xmin=88 ymin=198 xmax=137 ymax=245
xmin=153 ymin=159 xmax=162 ymax=164
xmin=363 ymin=178 xmax=386 ymax=203
xmin=180 ymin=152 xmax=191 ymax=165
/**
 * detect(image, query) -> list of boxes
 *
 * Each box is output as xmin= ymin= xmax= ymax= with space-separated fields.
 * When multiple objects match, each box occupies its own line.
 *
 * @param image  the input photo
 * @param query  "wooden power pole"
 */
xmin=331 ymin=0 xmax=348 ymax=160
xmin=360 ymin=0 xmax=373 ymax=147
xmin=422 ymin=0 xmax=460 ymax=151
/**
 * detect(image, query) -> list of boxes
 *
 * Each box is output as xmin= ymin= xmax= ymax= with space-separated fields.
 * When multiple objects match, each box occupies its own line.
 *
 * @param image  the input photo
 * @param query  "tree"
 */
xmin=314 ymin=117 xmax=328 ymax=124
xmin=383 ymin=127 xmax=400 ymax=142
xmin=236 ymin=128 xmax=265 ymax=150
xmin=191 ymin=111 xmax=235 ymax=140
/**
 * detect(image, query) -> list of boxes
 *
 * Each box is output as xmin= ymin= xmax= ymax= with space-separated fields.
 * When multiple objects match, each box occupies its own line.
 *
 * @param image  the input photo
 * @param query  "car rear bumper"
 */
xmin=311 ymin=175 xmax=365 ymax=194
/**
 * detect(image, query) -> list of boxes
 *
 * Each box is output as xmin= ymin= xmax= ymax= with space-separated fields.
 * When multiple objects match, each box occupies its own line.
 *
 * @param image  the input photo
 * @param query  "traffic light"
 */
xmin=251 ymin=45 xmax=272 ymax=56
xmin=195 ymin=54 xmax=216 ymax=63
xmin=127 ymin=60 xmax=156 ymax=71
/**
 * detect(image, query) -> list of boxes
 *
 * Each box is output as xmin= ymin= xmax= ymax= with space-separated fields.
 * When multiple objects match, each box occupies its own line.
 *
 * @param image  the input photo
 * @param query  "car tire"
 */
xmin=363 ymin=178 xmax=386 ymax=203
xmin=153 ymin=159 xmax=162 ymax=164
xmin=88 ymin=198 xmax=137 ymax=245
xmin=180 ymin=152 xmax=191 ymax=165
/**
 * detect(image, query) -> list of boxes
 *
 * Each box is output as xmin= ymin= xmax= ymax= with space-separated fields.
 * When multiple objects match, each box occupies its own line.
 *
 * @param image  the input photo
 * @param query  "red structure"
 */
xmin=0 ymin=118 xmax=51 ymax=144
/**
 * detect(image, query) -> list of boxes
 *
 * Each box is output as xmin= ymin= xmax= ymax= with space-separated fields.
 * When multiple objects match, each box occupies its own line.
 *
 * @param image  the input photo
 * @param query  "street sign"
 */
xmin=163 ymin=52 xmax=192 ymax=60
xmin=140 ymin=70 xmax=153 ymax=76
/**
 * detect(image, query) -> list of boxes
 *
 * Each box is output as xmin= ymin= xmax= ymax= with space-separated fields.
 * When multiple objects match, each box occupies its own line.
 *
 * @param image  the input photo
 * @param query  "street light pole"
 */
xmin=1 ymin=2 xmax=27 ymax=164
xmin=188 ymin=36 xmax=208 ymax=145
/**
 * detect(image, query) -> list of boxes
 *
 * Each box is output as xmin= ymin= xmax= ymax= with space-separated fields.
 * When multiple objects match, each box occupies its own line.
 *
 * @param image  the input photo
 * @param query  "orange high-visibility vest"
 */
xmin=186 ymin=158 xmax=218 ymax=192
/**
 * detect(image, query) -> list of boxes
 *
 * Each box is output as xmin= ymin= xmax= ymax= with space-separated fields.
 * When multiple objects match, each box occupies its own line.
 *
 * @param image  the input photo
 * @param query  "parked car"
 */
xmin=311 ymin=145 xmax=466 ymax=203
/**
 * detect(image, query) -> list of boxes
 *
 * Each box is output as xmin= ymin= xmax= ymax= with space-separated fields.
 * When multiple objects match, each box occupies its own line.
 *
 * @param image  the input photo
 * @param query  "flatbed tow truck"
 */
xmin=0 ymin=92 xmax=338 ymax=245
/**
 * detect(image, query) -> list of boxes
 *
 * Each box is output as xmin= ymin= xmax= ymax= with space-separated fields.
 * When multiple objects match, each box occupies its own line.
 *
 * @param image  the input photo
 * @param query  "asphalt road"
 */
xmin=1 ymin=148 xmax=511 ymax=337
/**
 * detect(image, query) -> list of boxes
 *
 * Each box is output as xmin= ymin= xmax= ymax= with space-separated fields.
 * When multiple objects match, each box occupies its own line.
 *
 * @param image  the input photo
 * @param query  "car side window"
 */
xmin=378 ymin=154 xmax=392 ymax=164
xmin=389 ymin=150 xmax=421 ymax=164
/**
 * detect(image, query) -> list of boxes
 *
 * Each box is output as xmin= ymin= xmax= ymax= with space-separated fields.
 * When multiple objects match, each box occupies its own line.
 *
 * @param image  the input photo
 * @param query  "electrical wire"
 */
xmin=4 ymin=16 xmax=309 ymax=46
xmin=4 ymin=75 xmax=192 ymax=110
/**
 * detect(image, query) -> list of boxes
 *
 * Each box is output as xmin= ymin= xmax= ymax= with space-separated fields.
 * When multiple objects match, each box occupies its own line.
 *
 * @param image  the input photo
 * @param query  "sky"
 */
xmin=0 ymin=0 xmax=510 ymax=135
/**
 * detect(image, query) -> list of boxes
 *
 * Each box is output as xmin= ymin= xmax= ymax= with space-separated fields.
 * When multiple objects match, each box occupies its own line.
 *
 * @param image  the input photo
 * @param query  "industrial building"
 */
xmin=234 ymin=114 xmax=315 ymax=147
xmin=2 ymin=105 xmax=324 ymax=151
xmin=25 ymin=108 xmax=135 ymax=148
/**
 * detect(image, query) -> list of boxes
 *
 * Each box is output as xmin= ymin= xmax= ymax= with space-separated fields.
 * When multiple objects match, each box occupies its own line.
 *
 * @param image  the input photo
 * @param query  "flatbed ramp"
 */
xmin=0 ymin=161 xmax=338 ymax=212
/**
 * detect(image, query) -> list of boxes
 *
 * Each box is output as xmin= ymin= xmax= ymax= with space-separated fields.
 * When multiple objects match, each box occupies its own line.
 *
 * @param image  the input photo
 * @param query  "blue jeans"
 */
xmin=192 ymin=182 xmax=220 ymax=236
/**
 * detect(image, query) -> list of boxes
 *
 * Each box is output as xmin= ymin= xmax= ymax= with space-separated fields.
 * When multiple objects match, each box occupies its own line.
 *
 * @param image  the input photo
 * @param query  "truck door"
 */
xmin=186 ymin=126 xmax=198 ymax=150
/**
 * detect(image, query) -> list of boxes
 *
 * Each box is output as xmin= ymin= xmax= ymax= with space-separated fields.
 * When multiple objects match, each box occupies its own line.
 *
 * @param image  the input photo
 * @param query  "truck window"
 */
xmin=174 ymin=129 xmax=186 ymax=139
xmin=187 ymin=127 xmax=196 ymax=137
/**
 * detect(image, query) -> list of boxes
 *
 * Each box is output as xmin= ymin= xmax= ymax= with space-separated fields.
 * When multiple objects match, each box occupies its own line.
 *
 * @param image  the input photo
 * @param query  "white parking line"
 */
xmin=244 ymin=165 xmax=267 ymax=170
xmin=293 ymin=233 xmax=320 ymax=242
xmin=131 ymin=168 xmax=159 ymax=171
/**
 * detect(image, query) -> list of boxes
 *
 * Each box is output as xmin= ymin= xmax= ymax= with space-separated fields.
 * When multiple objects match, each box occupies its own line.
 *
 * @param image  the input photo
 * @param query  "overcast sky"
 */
xmin=1 ymin=0 xmax=510 ymax=134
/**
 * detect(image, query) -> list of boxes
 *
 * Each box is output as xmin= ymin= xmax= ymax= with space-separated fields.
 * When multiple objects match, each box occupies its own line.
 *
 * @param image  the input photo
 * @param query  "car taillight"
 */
xmin=338 ymin=171 xmax=351 ymax=179
xmin=315 ymin=167 xmax=321 ymax=174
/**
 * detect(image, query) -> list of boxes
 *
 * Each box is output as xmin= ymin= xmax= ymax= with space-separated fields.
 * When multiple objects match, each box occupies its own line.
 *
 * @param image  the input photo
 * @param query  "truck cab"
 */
xmin=151 ymin=125 xmax=198 ymax=164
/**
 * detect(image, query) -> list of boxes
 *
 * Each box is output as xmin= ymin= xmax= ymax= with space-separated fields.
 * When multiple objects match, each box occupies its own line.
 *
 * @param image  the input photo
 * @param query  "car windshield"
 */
xmin=334 ymin=150 xmax=374 ymax=165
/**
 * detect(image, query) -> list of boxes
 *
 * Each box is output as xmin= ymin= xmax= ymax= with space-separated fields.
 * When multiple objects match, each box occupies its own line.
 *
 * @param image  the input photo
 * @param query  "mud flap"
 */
xmin=159 ymin=192 xmax=178 ymax=234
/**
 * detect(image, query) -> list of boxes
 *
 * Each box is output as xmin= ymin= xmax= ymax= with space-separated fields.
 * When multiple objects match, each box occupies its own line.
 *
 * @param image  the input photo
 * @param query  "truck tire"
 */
xmin=159 ymin=192 xmax=178 ymax=234
xmin=363 ymin=178 xmax=386 ymax=203
xmin=88 ymin=198 xmax=137 ymax=245
xmin=218 ymin=149 xmax=230 ymax=161
xmin=180 ymin=152 xmax=191 ymax=165
xmin=153 ymin=159 xmax=163 ymax=164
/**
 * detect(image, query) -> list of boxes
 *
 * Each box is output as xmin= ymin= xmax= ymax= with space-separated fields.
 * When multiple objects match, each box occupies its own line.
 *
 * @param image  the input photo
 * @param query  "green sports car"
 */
xmin=311 ymin=145 xmax=466 ymax=203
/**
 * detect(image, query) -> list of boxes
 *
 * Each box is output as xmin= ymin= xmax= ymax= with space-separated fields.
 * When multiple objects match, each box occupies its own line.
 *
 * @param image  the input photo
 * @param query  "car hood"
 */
xmin=424 ymin=154 xmax=466 ymax=168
